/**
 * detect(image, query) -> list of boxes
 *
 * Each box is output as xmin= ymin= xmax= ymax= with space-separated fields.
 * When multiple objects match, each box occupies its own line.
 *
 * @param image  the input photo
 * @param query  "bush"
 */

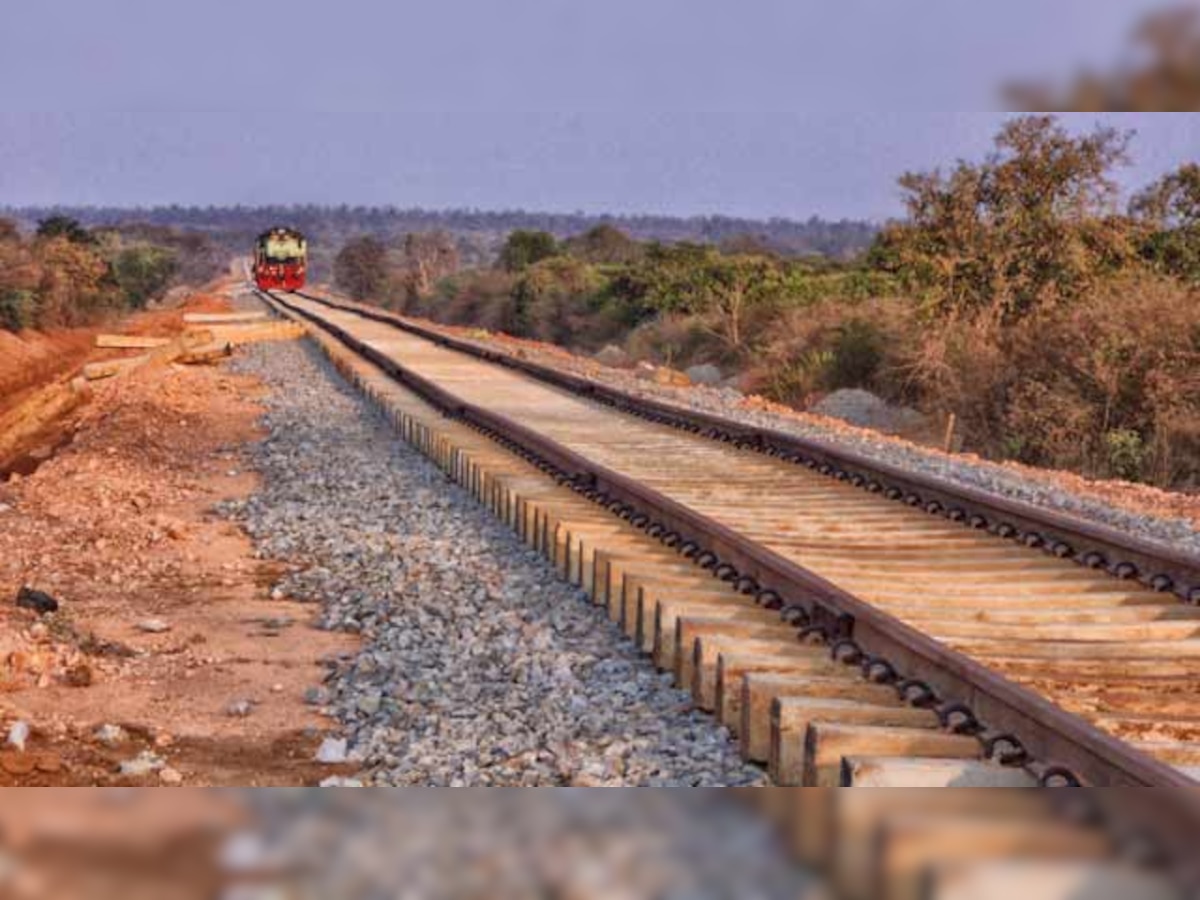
xmin=0 ymin=290 xmax=36 ymax=331
xmin=334 ymin=236 xmax=389 ymax=300
xmin=908 ymin=272 xmax=1200 ymax=486
xmin=498 ymin=230 xmax=558 ymax=272
xmin=113 ymin=245 xmax=178 ymax=308
xmin=513 ymin=257 xmax=605 ymax=345
xmin=1104 ymin=429 xmax=1147 ymax=482
xmin=30 ymin=237 xmax=122 ymax=328
xmin=746 ymin=299 xmax=912 ymax=405
xmin=426 ymin=270 xmax=521 ymax=333
xmin=624 ymin=314 xmax=722 ymax=370
xmin=757 ymin=350 xmax=833 ymax=406
xmin=826 ymin=319 xmax=887 ymax=390
xmin=423 ymin=259 xmax=643 ymax=349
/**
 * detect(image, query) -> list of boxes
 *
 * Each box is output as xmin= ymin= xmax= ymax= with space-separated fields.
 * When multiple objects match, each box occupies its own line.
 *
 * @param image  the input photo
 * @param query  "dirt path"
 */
xmin=0 ymin=285 xmax=357 ymax=786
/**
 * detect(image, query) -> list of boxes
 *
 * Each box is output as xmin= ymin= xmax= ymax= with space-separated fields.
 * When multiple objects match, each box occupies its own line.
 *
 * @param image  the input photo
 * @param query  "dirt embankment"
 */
xmin=0 ymin=283 xmax=357 ymax=786
xmin=0 ymin=283 xmax=237 ymax=479
xmin=0 ymin=330 xmax=99 ymax=410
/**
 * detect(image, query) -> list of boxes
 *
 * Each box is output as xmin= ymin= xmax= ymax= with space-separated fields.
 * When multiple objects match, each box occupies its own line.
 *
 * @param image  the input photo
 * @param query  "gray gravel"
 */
xmin=227 ymin=790 xmax=816 ymax=899
xmin=811 ymin=387 xmax=927 ymax=436
xmin=223 ymin=340 xmax=765 ymax=788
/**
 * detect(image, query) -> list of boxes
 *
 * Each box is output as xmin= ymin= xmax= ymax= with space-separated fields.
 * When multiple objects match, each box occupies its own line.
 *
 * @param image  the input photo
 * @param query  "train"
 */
xmin=253 ymin=227 xmax=308 ymax=292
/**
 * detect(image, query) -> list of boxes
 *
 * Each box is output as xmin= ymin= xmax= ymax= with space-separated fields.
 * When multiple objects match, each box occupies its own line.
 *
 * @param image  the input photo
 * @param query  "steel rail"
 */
xmin=290 ymin=291 xmax=1200 ymax=609
xmin=264 ymin=288 xmax=1200 ymax=867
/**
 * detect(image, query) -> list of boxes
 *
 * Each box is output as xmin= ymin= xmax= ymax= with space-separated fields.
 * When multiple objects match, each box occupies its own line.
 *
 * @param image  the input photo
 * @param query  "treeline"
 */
xmin=866 ymin=117 xmax=1200 ymax=486
xmin=336 ymin=116 xmax=1200 ymax=489
xmin=336 ymin=224 xmax=898 ymax=348
xmin=0 ymin=217 xmax=225 ymax=332
xmin=1 ymin=205 xmax=879 ymax=279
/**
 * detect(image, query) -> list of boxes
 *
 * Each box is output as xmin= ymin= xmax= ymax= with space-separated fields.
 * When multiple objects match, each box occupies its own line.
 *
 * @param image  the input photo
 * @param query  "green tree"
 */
xmin=630 ymin=244 xmax=784 ymax=349
xmin=334 ymin=236 xmax=389 ymax=300
xmin=699 ymin=255 xmax=786 ymax=348
xmin=113 ymin=245 xmax=178 ymax=308
xmin=875 ymin=115 xmax=1134 ymax=321
xmin=512 ymin=257 xmax=604 ymax=343
xmin=622 ymin=242 xmax=714 ymax=307
xmin=563 ymin=225 xmax=642 ymax=265
xmin=498 ymin=230 xmax=558 ymax=272
xmin=36 ymin=216 xmax=96 ymax=245
xmin=1132 ymin=162 xmax=1200 ymax=281
xmin=33 ymin=237 xmax=120 ymax=327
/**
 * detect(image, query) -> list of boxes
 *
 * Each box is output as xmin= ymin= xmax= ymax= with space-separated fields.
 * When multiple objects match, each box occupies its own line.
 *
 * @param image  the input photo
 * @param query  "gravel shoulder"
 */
xmin=227 ymin=339 xmax=765 ymax=787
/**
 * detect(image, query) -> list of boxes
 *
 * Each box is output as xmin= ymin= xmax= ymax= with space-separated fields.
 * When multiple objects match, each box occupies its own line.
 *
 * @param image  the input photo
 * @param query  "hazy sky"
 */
xmin=1 ymin=0 xmax=1195 ymax=219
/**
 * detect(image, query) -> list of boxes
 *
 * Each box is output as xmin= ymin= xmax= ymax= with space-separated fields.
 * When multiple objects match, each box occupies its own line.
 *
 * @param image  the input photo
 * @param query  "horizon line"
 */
xmin=0 ymin=203 xmax=884 ymax=227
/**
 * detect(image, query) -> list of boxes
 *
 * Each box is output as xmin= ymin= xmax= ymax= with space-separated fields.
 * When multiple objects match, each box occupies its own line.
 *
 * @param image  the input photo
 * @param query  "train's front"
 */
xmin=257 ymin=228 xmax=308 ymax=292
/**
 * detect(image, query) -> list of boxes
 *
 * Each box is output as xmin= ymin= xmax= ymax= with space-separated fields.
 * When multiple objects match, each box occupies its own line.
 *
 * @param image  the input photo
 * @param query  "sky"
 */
xmin=0 ymin=0 xmax=1196 ymax=220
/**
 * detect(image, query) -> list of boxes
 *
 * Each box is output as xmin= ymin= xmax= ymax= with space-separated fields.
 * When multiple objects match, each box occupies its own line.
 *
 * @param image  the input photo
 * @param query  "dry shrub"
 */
xmin=746 ymin=298 xmax=915 ymax=406
xmin=624 ymin=314 xmax=723 ymax=369
xmin=909 ymin=273 xmax=1200 ymax=486
xmin=624 ymin=303 xmax=785 ymax=371
xmin=900 ymin=310 xmax=1015 ymax=446
xmin=515 ymin=258 xmax=606 ymax=347
xmin=422 ymin=270 xmax=520 ymax=333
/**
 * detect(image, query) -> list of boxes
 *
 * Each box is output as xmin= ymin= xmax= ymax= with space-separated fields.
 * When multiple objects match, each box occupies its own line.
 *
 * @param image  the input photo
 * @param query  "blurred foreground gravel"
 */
xmin=0 ymin=789 xmax=818 ymax=898
xmin=223 ymin=341 xmax=764 ymax=788
xmin=229 ymin=789 xmax=816 ymax=899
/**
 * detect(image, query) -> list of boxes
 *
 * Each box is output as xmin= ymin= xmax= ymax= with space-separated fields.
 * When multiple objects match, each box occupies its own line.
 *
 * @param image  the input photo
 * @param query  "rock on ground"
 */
xmin=593 ymin=344 xmax=630 ymax=368
xmin=6 ymin=721 xmax=30 ymax=751
xmin=686 ymin=363 xmax=724 ymax=386
xmin=812 ymin=388 xmax=928 ymax=436
xmin=226 ymin=341 xmax=764 ymax=788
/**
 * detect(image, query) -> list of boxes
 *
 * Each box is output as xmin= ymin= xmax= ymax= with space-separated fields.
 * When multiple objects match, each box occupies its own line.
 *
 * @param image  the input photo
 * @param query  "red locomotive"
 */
xmin=253 ymin=227 xmax=308 ymax=292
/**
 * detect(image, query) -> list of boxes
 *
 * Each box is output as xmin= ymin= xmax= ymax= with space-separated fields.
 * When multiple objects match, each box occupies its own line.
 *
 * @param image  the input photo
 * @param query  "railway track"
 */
xmin=258 ymin=286 xmax=1200 ymax=893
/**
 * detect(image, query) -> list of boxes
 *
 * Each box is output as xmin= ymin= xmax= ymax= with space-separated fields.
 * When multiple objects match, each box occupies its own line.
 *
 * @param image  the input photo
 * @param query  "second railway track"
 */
xmin=259 ymin=286 xmax=1200 ymax=883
